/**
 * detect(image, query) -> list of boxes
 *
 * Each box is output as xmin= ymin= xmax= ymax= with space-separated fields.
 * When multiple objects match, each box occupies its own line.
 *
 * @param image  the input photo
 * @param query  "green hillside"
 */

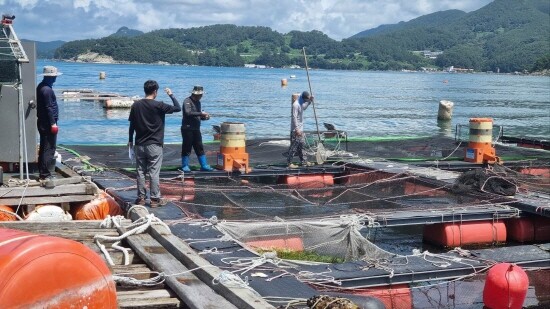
xmin=54 ymin=0 xmax=550 ymax=73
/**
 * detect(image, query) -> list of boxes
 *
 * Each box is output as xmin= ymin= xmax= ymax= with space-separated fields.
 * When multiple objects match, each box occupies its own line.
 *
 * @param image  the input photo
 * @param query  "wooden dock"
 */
xmin=0 ymin=216 xmax=272 ymax=308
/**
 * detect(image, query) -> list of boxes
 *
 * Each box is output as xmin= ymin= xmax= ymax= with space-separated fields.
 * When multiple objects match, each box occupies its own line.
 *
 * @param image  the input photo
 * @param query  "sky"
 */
xmin=1 ymin=0 xmax=493 ymax=42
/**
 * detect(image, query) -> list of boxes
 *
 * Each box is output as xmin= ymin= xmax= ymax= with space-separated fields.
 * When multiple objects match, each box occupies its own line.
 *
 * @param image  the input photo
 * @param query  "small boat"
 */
xmin=289 ymin=75 xmax=296 ymax=79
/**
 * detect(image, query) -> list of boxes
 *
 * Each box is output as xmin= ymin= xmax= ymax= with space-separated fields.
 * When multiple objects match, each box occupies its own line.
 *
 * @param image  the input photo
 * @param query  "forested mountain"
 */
xmin=351 ymin=10 xmax=467 ymax=39
xmin=109 ymin=27 xmax=143 ymax=38
xmin=23 ymin=39 xmax=65 ymax=59
xmin=54 ymin=0 xmax=550 ymax=73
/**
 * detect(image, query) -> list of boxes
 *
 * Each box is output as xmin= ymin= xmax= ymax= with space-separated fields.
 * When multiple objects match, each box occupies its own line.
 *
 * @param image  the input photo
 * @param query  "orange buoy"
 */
xmin=160 ymin=178 xmax=195 ymax=201
xmin=506 ymin=218 xmax=535 ymax=243
xmin=423 ymin=221 xmax=506 ymax=247
xmin=0 ymin=228 xmax=117 ymax=308
xmin=246 ymin=236 xmax=304 ymax=251
xmin=506 ymin=217 xmax=550 ymax=243
xmin=340 ymin=170 xmax=392 ymax=185
xmin=279 ymin=174 xmax=334 ymax=188
xmin=71 ymin=192 xmax=123 ymax=220
xmin=483 ymin=263 xmax=529 ymax=309
xmin=533 ymin=216 xmax=550 ymax=242
xmin=0 ymin=205 xmax=17 ymax=221
xmin=279 ymin=174 xmax=334 ymax=197
xmin=350 ymin=284 xmax=412 ymax=309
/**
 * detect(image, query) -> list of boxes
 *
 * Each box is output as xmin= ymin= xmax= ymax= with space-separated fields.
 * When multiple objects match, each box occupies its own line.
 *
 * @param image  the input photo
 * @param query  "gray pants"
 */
xmin=135 ymin=144 xmax=163 ymax=199
xmin=287 ymin=131 xmax=306 ymax=164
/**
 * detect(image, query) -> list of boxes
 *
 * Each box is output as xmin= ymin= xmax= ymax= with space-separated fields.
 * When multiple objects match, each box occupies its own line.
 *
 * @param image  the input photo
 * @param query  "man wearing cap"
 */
xmin=128 ymin=80 xmax=181 ymax=207
xmin=36 ymin=65 xmax=62 ymax=180
xmin=287 ymin=91 xmax=314 ymax=168
xmin=180 ymin=85 xmax=214 ymax=172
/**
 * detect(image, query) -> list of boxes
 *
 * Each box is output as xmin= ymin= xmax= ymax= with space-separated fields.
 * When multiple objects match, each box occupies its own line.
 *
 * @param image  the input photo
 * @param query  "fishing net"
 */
xmin=213 ymin=215 xmax=397 ymax=262
xmin=452 ymin=165 xmax=518 ymax=196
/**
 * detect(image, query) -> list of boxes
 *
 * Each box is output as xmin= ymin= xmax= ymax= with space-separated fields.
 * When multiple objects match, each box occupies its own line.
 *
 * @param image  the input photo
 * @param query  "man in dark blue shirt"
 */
xmin=36 ymin=66 xmax=61 ymax=180
xmin=128 ymin=80 xmax=181 ymax=207
xmin=180 ymin=85 xmax=214 ymax=172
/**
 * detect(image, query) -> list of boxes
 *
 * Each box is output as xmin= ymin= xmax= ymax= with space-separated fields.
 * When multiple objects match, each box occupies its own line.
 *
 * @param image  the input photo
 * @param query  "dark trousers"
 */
xmin=287 ymin=131 xmax=305 ymax=164
xmin=181 ymin=128 xmax=205 ymax=157
xmin=38 ymin=129 xmax=57 ymax=178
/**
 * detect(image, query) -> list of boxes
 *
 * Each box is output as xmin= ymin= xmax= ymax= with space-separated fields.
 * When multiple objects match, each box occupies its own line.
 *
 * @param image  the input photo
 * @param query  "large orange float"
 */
xmin=0 ymin=228 xmax=117 ymax=308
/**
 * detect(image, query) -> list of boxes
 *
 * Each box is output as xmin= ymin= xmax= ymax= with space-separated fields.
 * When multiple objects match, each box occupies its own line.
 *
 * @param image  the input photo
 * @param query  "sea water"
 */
xmin=37 ymin=60 xmax=550 ymax=145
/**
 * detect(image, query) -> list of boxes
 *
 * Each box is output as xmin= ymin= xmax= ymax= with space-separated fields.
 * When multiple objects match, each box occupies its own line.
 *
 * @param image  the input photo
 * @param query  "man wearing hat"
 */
xmin=36 ymin=65 xmax=62 ymax=180
xmin=287 ymin=91 xmax=314 ymax=168
xmin=180 ymin=85 xmax=214 ymax=172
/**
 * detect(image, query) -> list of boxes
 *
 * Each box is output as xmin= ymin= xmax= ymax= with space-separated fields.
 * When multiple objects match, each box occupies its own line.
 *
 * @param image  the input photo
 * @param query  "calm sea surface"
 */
xmin=37 ymin=60 xmax=550 ymax=145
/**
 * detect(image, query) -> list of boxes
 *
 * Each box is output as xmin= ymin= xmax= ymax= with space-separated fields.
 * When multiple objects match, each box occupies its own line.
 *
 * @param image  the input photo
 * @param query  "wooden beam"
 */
xmin=128 ymin=208 xmax=274 ymax=309
xmin=119 ymin=226 xmax=237 ymax=309
xmin=0 ymin=194 xmax=96 ymax=205
xmin=0 ymin=183 xmax=95 ymax=198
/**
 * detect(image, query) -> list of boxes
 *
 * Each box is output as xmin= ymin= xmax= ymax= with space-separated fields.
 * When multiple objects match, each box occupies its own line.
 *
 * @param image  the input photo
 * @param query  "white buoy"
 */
xmin=103 ymin=98 xmax=135 ymax=109
xmin=99 ymin=71 xmax=106 ymax=79
xmin=438 ymin=100 xmax=454 ymax=121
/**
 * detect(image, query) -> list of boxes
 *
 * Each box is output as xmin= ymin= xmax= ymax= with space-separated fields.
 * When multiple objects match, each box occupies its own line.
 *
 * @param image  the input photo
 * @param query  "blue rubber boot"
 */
xmin=198 ymin=155 xmax=214 ymax=171
xmin=181 ymin=156 xmax=191 ymax=172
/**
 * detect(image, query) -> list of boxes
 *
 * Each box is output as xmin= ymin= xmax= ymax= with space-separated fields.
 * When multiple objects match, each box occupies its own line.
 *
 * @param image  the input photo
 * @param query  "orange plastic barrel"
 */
xmin=0 ymin=205 xmax=17 ymax=221
xmin=71 ymin=192 xmax=124 ymax=220
xmin=218 ymin=122 xmax=250 ymax=172
xmin=423 ymin=221 xmax=506 ymax=247
xmin=0 ymin=228 xmax=117 ymax=308
xmin=465 ymin=118 xmax=497 ymax=163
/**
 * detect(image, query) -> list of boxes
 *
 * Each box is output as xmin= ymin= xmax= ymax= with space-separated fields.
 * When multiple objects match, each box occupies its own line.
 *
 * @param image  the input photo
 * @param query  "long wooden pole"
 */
xmin=302 ymin=47 xmax=322 ymax=142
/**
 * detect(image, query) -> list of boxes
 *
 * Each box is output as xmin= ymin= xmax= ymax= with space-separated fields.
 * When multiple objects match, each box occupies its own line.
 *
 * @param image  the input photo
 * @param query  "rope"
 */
xmin=95 ymin=213 xmax=171 ymax=265
xmin=212 ymin=270 xmax=250 ymax=289
xmin=113 ymin=271 xmax=165 ymax=286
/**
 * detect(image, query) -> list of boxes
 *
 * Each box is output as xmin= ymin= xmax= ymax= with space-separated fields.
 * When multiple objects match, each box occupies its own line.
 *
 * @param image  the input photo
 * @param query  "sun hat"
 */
xmin=191 ymin=85 xmax=204 ymax=95
xmin=40 ymin=66 xmax=62 ymax=76
xmin=301 ymin=91 xmax=310 ymax=99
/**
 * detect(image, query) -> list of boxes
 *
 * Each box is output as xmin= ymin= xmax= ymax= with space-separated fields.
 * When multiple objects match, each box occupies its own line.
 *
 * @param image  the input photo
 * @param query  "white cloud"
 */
xmin=0 ymin=0 xmax=493 ymax=41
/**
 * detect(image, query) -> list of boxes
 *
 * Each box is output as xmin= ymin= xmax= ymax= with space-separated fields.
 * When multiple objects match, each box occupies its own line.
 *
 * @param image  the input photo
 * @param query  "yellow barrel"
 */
xmin=469 ymin=118 xmax=493 ymax=145
xmin=281 ymin=79 xmax=288 ymax=86
xmin=221 ymin=122 xmax=246 ymax=153
xmin=99 ymin=72 xmax=106 ymax=79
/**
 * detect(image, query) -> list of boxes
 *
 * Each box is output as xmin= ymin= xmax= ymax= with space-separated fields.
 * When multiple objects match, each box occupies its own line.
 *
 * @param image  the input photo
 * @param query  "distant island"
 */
xmin=36 ymin=0 xmax=550 ymax=74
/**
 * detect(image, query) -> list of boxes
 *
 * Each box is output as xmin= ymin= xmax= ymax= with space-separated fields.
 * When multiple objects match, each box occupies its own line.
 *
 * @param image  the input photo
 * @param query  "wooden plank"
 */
xmin=55 ymin=161 xmax=82 ymax=178
xmin=117 ymin=297 xmax=180 ymax=309
xmin=0 ymin=183 xmax=94 ymax=198
xmin=128 ymin=209 xmax=274 ymax=309
xmin=47 ymin=176 xmax=90 ymax=186
xmin=117 ymin=289 xmax=174 ymax=301
xmin=0 ymin=220 xmax=130 ymax=229
xmin=120 ymin=229 xmax=237 ymax=309
xmin=0 ymin=194 xmax=96 ymax=205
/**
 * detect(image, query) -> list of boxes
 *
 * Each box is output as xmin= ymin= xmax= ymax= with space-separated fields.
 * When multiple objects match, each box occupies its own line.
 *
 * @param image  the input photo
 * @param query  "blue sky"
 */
xmin=1 ymin=0 xmax=492 ymax=42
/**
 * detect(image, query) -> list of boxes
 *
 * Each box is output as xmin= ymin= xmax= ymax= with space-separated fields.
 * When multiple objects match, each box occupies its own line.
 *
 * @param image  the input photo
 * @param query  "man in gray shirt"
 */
xmin=287 ymin=91 xmax=313 ymax=168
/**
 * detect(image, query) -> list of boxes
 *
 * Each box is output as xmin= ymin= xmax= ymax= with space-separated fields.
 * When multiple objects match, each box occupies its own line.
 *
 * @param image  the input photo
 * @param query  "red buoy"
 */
xmin=483 ymin=263 xmax=529 ymax=309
